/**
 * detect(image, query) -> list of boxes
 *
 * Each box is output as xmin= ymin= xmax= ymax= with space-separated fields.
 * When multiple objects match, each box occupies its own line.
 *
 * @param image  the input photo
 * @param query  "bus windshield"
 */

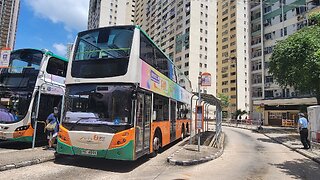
xmin=0 ymin=49 xmax=42 ymax=88
xmin=63 ymin=84 xmax=134 ymax=132
xmin=0 ymin=49 xmax=43 ymax=124
xmin=72 ymin=26 xmax=134 ymax=78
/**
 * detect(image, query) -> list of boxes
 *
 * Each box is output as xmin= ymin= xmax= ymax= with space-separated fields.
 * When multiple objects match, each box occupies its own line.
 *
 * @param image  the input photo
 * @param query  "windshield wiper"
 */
xmin=68 ymin=117 xmax=100 ymax=131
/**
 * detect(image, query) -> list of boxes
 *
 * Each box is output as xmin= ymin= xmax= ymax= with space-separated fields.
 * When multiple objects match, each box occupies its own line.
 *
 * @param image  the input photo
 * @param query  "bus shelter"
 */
xmin=190 ymin=92 xmax=222 ymax=146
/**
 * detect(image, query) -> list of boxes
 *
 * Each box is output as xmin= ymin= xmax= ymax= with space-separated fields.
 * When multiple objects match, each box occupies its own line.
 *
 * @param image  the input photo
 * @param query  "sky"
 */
xmin=15 ymin=0 xmax=90 ymax=57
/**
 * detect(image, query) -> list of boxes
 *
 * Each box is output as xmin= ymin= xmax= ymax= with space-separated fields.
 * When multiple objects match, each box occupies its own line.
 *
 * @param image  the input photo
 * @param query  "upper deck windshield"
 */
xmin=72 ymin=26 xmax=134 ymax=78
xmin=0 ymin=49 xmax=43 ymax=123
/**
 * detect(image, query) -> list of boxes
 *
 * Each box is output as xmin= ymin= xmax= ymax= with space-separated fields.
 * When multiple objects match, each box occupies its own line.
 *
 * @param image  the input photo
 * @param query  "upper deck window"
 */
xmin=72 ymin=26 xmax=134 ymax=78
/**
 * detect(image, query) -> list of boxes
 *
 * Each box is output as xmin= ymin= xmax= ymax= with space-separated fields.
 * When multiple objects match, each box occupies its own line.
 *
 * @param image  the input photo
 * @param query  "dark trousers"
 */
xmin=300 ymin=128 xmax=310 ymax=149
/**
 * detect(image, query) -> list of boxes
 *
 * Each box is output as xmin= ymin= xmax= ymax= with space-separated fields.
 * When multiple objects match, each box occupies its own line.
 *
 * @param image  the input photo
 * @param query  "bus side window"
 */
xmin=140 ymin=32 xmax=155 ymax=67
xmin=153 ymin=94 xmax=170 ymax=121
xmin=177 ymin=102 xmax=188 ymax=120
xmin=46 ymin=57 xmax=67 ymax=77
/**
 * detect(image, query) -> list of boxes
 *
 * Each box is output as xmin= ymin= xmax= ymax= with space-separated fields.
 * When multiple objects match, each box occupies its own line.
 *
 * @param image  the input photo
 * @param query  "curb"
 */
xmin=167 ymin=133 xmax=225 ymax=166
xmin=0 ymin=155 xmax=55 ymax=171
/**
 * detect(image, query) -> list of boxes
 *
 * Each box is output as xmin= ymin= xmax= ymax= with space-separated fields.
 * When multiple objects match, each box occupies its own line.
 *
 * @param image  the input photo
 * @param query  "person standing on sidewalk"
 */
xmin=45 ymin=107 xmax=59 ymax=150
xmin=297 ymin=113 xmax=310 ymax=149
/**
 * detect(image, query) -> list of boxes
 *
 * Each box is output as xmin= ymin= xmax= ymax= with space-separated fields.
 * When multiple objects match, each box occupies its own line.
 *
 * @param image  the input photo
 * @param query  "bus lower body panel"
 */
xmin=57 ymin=139 xmax=135 ymax=160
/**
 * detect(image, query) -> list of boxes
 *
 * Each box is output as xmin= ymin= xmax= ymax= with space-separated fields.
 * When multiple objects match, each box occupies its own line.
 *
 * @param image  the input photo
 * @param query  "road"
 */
xmin=1 ymin=127 xmax=320 ymax=180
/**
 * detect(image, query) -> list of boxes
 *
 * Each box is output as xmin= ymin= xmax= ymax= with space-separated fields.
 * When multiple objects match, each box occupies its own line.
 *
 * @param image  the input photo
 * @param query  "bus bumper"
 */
xmin=56 ymin=139 xmax=135 ymax=161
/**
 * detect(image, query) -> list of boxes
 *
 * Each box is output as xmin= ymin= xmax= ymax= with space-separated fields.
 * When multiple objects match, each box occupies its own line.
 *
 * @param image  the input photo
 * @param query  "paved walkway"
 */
xmin=0 ymin=146 xmax=55 ymax=171
xmin=223 ymin=122 xmax=320 ymax=164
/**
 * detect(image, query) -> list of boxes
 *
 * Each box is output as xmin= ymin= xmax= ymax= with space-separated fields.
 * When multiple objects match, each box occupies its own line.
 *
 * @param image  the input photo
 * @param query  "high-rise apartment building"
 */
xmin=88 ymin=0 xmax=135 ymax=29
xmin=0 ymin=0 xmax=20 ymax=49
xmin=250 ymin=0 xmax=319 ymax=126
xmin=216 ymin=0 xmax=250 ymax=116
xmin=135 ymin=0 xmax=216 ymax=96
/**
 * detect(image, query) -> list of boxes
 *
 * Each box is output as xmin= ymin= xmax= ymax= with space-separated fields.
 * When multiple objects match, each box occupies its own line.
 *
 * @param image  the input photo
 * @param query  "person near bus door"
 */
xmin=45 ymin=107 xmax=59 ymax=150
xmin=297 ymin=113 xmax=310 ymax=149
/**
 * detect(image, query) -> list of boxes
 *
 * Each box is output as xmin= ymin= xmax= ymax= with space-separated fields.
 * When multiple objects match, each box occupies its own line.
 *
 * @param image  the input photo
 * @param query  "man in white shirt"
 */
xmin=297 ymin=113 xmax=310 ymax=149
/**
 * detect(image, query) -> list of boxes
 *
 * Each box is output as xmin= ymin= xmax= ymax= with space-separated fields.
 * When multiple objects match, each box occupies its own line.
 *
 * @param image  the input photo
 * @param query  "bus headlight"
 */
xmin=15 ymin=125 xmax=30 ymax=131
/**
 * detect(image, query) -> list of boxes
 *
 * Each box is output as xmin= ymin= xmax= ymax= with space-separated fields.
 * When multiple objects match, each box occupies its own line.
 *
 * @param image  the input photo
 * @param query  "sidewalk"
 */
xmin=223 ymin=122 xmax=320 ymax=164
xmin=0 ymin=147 xmax=55 ymax=171
xmin=167 ymin=132 xmax=225 ymax=166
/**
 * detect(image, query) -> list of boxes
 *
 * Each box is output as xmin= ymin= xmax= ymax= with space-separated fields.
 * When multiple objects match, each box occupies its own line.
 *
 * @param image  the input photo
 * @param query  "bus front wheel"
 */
xmin=150 ymin=135 xmax=161 ymax=157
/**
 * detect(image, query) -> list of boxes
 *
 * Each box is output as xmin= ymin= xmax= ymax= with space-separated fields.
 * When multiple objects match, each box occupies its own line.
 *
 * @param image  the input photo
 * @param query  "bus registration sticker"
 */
xmin=81 ymin=149 xmax=98 ymax=156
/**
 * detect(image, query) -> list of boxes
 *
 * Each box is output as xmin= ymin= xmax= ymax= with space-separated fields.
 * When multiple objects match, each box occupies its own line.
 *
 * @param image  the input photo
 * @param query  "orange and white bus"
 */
xmin=57 ymin=25 xmax=192 ymax=160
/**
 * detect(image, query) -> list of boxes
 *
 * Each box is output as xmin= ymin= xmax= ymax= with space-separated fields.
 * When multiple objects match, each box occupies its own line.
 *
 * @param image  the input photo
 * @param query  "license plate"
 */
xmin=81 ymin=149 xmax=98 ymax=156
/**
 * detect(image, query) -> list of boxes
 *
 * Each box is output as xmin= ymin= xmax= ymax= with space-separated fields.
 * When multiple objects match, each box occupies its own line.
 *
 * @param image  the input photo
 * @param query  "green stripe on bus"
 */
xmin=8 ymin=136 xmax=33 ymax=142
xmin=75 ymin=48 xmax=131 ymax=54
xmin=56 ymin=140 xmax=135 ymax=160
xmin=106 ymin=140 xmax=134 ymax=160
xmin=56 ymin=139 xmax=75 ymax=155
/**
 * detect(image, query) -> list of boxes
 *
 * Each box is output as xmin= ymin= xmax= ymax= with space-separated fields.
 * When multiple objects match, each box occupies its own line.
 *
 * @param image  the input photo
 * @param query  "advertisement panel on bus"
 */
xmin=140 ymin=61 xmax=191 ymax=104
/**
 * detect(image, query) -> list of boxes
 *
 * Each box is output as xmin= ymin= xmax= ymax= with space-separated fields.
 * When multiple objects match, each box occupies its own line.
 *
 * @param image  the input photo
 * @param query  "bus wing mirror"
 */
xmin=152 ymin=111 xmax=157 ymax=121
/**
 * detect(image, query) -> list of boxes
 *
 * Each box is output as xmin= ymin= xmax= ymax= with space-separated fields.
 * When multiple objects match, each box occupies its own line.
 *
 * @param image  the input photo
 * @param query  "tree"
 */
xmin=233 ymin=109 xmax=247 ymax=119
xmin=217 ymin=93 xmax=230 ymax=118
xmin=217 ymin=93 xmax=230 ymax=108
xmin=269 ymin=12 xmax=320 ymax=104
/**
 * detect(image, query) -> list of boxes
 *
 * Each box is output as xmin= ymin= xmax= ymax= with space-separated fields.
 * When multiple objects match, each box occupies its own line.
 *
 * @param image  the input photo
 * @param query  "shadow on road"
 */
xmin=53 ymin=139 xmax=184 ymax=172
xmin=54 ymin=155 xmax=150 ymax=173
xmin=271 ymin=158 xmax=320 ymax=179
xmin=0 ymin=140 xmax=46 ymax=150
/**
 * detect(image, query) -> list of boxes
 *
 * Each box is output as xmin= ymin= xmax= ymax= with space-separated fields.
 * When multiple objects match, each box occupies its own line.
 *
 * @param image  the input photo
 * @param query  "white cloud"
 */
xmin=53 ymin=43 xmax=67 ymax=56
xmin=25 ymin=0 xmax=89 ymax=32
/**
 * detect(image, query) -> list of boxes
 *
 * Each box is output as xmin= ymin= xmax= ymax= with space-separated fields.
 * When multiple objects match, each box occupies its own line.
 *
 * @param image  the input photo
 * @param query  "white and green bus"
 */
xmin=0 ymin=48 xmax=68 ymax=143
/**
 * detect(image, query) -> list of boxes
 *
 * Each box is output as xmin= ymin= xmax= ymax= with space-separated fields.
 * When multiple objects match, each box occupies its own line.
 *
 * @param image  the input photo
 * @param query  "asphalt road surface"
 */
xmin=1 ymin=127 xmax=320 ymax=180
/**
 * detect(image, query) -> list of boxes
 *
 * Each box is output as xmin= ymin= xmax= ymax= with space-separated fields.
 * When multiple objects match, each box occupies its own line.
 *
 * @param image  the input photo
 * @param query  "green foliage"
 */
xmin=233 ymin=109 xmax=247 ymax=119
xmin=217 ymin=93 xmax=230 ymax=108
xmin=269 ymin=23 xmax=320 ymax=104
xmin=309 ymin=12 xmax=320 ymax=26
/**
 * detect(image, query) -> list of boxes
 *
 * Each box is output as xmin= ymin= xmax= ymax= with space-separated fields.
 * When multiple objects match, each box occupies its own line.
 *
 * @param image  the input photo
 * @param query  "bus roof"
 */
xmin=11 ymin=48 xmax=68 ymax=62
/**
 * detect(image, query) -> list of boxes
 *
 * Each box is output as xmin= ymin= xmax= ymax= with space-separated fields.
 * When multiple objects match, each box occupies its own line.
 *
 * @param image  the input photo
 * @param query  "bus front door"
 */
xmin=135 ymin=93 xmax=151 ymax=156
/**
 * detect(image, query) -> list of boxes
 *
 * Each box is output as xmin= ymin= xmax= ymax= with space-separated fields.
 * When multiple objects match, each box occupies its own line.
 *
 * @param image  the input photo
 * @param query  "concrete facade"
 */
xmin=216 ymin=0 xmax=250 ymax=116
xmin=249 ymin=0 xmax=320 ymax=125
xmin=0 ymin=0 xmax=20 ymax=49
xmin=88 ymin=0 xmax=135 ymax=29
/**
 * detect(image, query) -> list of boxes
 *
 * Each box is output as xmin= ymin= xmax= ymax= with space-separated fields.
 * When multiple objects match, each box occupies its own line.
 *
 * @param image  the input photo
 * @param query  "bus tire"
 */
xmin=150 ymin=132 xmax=161 ymax=157
xmin=186 ymin=123 xmax=189 ymax=135
xmin=181 ymin=125 xmax=185 ymax=139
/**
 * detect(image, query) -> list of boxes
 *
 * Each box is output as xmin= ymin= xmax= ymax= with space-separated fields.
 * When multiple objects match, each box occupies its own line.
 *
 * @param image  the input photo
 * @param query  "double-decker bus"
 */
xmin=57 ymin=25 xmax=192 ymax=160
xmin=0 ymin=48 xmax=68 ymax=143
